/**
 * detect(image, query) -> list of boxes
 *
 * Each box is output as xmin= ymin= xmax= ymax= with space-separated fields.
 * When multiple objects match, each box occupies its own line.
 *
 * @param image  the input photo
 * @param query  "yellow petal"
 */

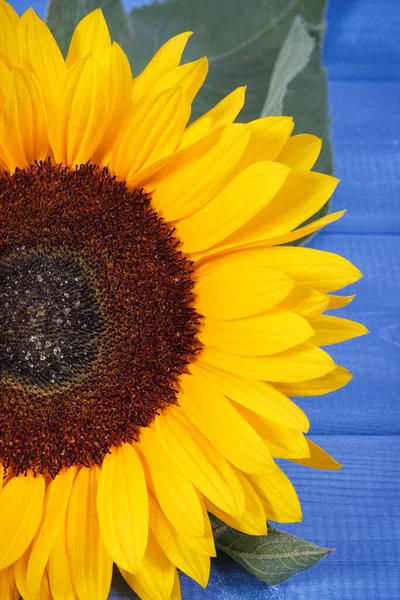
xmin=148 ymin=493 xmax=211 ymax=587
xmin=236 ymin=405 xmax=310 ymax=458
xmin=196 ymin=210 xmax=345 ymax=259
xmin=247 ymin=466 xmax=302 ymax=523
xmin=17 ymin=8 xmax=66 ymax=110
xmin=197 ymin=248 xmax=259 ymax=280
xmin=264 ymin=246 xmax=363 ymax=292
xmin=190 ymin=361 xmax=309 ymax=431
xmin=148 ymin=124 xmax=250 ymax=221
xmin=152 ymin=486 xmax=214 ymax=559
xmin=132 ymin=32 xmax=192 ymax=103
xmin=47 ymin=512 xmax=77 ymax=600
xmin=276 ymin=133 xmax=322 ymax=171
xmin=0 ymin=152 xmax=9 ymax=174
xmin=216 ymin=246 xmax=362 ymax=293
xmin=26 ymin=467 xmax=77 ymax=596
xmin=326 ymin=293 xmax=356 ymax=310
xmin=126 ymin=143 xmax=191 ymax=189
xmin=0 ymin=565 xmax=19 ymax=600
xmin=0 ymin=463 xmax=3 ymax=489
xmin=178 ymin=495 xmax=215 ymax=558
xmin=291 ymin=438 xmax=342 ymax=470
xmin=180 ymin=86 xmax=246 ymax=149
xmin=276 ymin=365 xmax=353 ymax=396
xmin=93 ymin=42 xmax=133 ymax=165
xmin=257 ymin=209 xmax=345 ymax=247
xmin=178 ymin=116 xmax=213 ymax=150
xmin=14 ymin=549 xmax=52 ymax=600
xmin=199 ymin=342 xmax=336 ymax=382
xmin=171 ymin=571 xmax=182 ymax=600
xmin=176 ymin=161 xmax=290 ymax=253
xmin=205 ymin=86 xmax=246 ymax=128
xmin=206 ymin=469 xmax=266 ymax=536
xmin=112 ymin=86 xmax=190 ymax=182
xmin=1 ymin=469 xmax=12 ymax=488
xmin=0 ymin=0 xmax=19 ymax=70
xmin=97 ymin=443 xmax=148 ymax=574
xmin=0 ymin=67 xmax=48 ymax=172
xmin=178 ymin=373 xmax=275 ymax=474
xmin=194 ymin=258 xmax=293 ymax=319
xmin=66 ymin=466 xmax=112 ymax=600
xmin=309 ymin=315 xmax=369 ymax=346
xmin=120 ymin=532 xmax=176 ymax=600
xmin=269 ymin=170 xmax=339 ymax=237
xmin=238 ymin=116 xmax=294 ymax=170
xmin=199 ymin=310 xmax=314 ymax=356
xmin=0 ymin=0 xmax=18 ymax=26
xmin=180 ymin=536 xmax=212 ymax=563
xmin=0 ymin=58 xmax=11 ymax=112
xmin=264 ymin=170 xmax=339 ymax=237
xmin=155 ymin=406 xmax=245 ymax=518
xmin=279 ymin=284 xmax=330 ymax=319
xmin=0 ymin=473 xmax=45 ymax=570
xmin=152 ymin=57 xmax=208 ymax=104
xmin=138 ymin=427 xmax=206 ymax=538
xmin=224 ymin=171 xmax=338 ymax=245
xmin=66 ymin=9 xmax=111 ymax=67
xmin=49 ymin=53 xmax=108 ymax=166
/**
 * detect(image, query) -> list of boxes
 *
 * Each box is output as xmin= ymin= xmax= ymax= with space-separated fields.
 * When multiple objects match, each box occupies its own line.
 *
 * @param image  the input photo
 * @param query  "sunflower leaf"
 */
xmin=261 ymin=15 xmax=315 ymax=118
xmin=211 ymin=515 xmax=333 ymax=585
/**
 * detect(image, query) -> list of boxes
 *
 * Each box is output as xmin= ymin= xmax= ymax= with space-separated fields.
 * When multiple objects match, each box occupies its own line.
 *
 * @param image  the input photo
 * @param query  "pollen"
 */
xmin=0 ymin=250 xmax=104 ymax=389
xmin=0 ymin=160 xmax=201 ymax=477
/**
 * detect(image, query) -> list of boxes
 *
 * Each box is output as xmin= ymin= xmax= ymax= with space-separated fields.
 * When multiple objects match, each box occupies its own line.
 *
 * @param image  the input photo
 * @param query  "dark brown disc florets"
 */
xmin=0 ymin=160 xmax=201 ymax=477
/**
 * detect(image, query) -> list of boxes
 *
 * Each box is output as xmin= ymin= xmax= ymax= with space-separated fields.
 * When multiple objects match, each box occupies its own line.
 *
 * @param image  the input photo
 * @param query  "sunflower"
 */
xmin=0 ymin=3 xmax=367 ymax=600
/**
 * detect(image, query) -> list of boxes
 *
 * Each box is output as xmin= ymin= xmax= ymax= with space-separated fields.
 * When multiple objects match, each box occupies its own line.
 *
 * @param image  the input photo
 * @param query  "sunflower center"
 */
xmin=0 ymin=251 xmax=104 ymax=389
xmin=0 ymin=161 xmax=200 ymax=476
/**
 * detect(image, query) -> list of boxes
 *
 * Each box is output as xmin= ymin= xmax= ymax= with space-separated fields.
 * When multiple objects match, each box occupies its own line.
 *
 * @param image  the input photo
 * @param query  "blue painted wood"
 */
xmin=9 ymin=0 xmax=45 ymax=14
xmin=323 ymin=0 xmax=400 ymax=79
xmin=320 ymin=79 xmax=400 ymax=234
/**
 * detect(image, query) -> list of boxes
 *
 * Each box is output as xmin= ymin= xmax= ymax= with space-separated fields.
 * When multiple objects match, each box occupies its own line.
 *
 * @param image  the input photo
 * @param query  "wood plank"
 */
xmin=319 ymin=79 xmax=400 ymax=234
xmin=323 ymin=0 xmax=400 ymax=79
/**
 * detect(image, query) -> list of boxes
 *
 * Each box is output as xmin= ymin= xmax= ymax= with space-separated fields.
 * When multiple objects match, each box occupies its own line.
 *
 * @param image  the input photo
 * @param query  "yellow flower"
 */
xmin=0 ymin=3 xmax=368 ymax=600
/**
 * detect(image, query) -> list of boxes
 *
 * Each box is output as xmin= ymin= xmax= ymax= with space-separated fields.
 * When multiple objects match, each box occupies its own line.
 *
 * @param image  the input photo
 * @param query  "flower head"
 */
xmin=0 ymin=3 xmax=367 ymax=599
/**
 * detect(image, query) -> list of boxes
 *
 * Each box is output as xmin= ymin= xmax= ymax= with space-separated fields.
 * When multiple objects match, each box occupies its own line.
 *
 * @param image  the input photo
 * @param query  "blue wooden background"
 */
xmin=8 ymin=0 xmax=400 ymax=598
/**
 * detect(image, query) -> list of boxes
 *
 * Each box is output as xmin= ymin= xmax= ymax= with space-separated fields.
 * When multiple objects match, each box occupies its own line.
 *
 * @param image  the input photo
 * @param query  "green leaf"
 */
xmin=263 ymin=12 xmax=333 ymax=245
xmin=283 ymin=26 xmax=333 ymax=245
xmin=261 ymin=16 xmax=315 ymax=118
xmin=211 ymin=516 xmax=333 ymax=585
xmin=46 ymin=0 xmax=132 ymax=58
